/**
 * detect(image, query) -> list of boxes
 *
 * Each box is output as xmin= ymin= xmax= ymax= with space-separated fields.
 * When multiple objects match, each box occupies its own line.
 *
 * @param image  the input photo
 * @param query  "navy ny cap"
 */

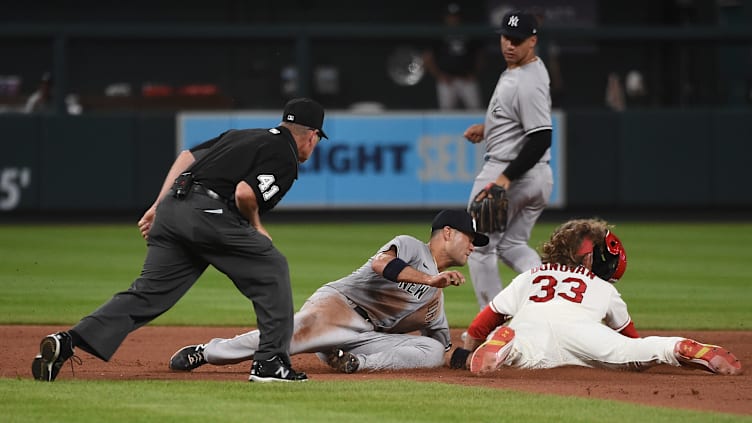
xmin=432 ymin=209 xmax=489 ymax=247
xmin=498 ymin=10 xmax=539 ymax=40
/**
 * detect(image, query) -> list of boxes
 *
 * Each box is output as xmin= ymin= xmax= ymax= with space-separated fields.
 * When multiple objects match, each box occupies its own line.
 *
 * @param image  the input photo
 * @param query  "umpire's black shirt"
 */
xmin=188 ymin=126 xmax=299 ymax=214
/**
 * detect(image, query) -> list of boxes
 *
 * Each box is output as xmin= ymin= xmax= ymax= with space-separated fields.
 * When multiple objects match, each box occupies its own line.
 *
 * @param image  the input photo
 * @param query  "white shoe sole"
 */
xmin=249 ymin=375 xmax=307 ymax=383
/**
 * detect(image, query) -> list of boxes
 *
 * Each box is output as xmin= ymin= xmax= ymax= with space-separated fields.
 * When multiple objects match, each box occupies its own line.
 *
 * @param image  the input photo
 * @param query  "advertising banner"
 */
xmin=177 ymin=111 xmax=564 ymax=209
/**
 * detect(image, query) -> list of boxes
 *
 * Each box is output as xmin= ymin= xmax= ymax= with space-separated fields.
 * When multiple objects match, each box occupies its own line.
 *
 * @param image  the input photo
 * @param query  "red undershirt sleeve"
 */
xmin=618 ymin=321 xmax=640 ymax=338
xmin=467 ymin=305 xmax=508 ymax=339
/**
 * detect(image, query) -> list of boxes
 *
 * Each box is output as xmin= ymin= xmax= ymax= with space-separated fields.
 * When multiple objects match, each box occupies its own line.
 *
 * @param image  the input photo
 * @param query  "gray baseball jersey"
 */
xmin=483 ymin=58 xmax=552 ymax=162
xmin=467 ymin=57 xmax=554 ymax=308
xmin=326 ymin=235 xmax=448 ymax=336
xmin=196 ymin=235 xmax=451 ymax=371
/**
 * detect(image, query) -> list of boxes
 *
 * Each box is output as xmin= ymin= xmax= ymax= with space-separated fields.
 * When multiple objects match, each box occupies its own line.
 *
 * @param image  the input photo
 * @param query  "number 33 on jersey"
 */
xmin=491 ymin=263 xmax=632 ymax=332
xmin=528 ymin=263 xmax=594 ymax=304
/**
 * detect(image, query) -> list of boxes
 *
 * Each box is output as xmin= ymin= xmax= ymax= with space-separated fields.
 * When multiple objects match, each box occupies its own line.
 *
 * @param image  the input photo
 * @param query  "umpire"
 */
xmin=32 ymin=97 xmax=328 ymax=383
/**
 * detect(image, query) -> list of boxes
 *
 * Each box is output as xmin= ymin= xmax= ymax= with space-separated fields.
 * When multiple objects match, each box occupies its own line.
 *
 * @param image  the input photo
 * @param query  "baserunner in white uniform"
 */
xmin=169 ymin=210 xmax=488 ymax=373
xmin=463 ymin=10 xmax=553 ymax=308
xmin=446 ymin=218 xmax=743 ymax=376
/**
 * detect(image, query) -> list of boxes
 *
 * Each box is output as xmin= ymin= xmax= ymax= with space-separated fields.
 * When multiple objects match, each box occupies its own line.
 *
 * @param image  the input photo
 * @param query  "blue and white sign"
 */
xmin=177 ymin=111 xmax=565 ymax=209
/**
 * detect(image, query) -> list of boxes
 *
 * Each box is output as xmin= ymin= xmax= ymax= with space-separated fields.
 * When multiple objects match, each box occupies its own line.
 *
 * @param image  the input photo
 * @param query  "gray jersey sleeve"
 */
xmin=325 ymin=235 xmax=448 ymax=334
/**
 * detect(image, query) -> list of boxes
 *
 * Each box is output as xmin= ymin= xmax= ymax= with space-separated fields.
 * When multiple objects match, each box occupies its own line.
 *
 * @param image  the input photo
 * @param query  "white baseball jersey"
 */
xmin=490 ymin=263 xmax=631 ymax=331
xmin=486 ymin=263 xmax=682 ymax=370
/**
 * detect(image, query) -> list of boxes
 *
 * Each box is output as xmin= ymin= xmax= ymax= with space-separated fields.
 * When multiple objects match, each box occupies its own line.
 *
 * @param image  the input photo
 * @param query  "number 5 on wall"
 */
xmin=0 ymin=167 xmax=31 ymax=211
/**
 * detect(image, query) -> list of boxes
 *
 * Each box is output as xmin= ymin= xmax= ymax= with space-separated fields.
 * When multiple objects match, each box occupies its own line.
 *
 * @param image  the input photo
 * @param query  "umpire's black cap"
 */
xmin=282 ymin=97 xmax=328 ymax=139
xmin=432 ymin=210 xmax=489 ymax=247
xmin=497 ymin=10 xmax=539 ymax=40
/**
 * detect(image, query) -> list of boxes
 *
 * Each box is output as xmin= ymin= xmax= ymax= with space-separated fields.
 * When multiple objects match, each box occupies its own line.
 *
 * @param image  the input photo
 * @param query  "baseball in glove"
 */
xmin=468 ymin=183 xmax=508 ymax=233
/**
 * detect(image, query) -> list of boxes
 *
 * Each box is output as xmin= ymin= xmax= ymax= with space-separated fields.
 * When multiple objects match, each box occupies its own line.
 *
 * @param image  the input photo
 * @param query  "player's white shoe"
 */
xmin=469 ymin=326 xmax=515 ymax=374
xmin=674 ymin=339 xmax=742 ymax=376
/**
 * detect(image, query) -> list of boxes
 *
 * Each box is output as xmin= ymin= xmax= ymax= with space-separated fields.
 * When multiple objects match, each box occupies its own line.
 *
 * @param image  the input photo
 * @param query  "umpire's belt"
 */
xmin=190 ymin=184 xmax=249 ymax=224
xmin=191 ymin=184 xmax=224 ymax=201
xmin=353 ymin=304 xmax=384 ymax=332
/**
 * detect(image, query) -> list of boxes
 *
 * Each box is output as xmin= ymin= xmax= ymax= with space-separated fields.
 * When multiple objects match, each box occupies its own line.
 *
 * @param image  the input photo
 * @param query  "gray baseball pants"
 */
xmin=199 ymin=286 xmax=447 ymax=371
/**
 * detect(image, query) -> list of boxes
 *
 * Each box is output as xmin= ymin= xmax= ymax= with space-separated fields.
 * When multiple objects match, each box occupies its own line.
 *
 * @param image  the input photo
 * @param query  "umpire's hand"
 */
xmin=138 ymin=206 xmax=156 ymax=240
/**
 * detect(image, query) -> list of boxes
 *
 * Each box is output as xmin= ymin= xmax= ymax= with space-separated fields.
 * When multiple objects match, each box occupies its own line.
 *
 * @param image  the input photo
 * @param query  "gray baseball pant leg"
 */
xmin=466 ymin=161 xmax=506 ymax=307
xmin=333 ymin=333 xmax=446 ymax=371
xmin=498 ymin=163 xmax=552 ymax=272
xmin=203 ymin=286 xmax=368 ymax=365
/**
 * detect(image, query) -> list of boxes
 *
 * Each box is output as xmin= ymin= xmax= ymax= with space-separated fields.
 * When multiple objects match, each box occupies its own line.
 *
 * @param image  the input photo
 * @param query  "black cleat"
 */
xmin=249 ymin=356 xmax=308 ymax=382
xmin=169 ymin=344 xmax=208 ymax=371
xmin=32 ymin=332 xmax=74 ymax=382
xmin=325 ymin=349 xmax=360 ymax=374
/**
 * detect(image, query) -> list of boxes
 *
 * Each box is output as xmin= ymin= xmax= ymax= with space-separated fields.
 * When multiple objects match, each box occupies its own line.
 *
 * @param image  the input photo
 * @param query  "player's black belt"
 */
xmin=353 ymin=305 xmax=384 ymax=332
xmin=484 ymin=156 xmax=549 ymax=165
xmin=353 ymin=305 xmax=371 ymax=322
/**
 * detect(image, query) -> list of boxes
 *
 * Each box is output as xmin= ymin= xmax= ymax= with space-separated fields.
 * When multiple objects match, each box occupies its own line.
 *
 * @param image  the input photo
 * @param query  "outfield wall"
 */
xmin=1 ymin=109 xmax=750 ymax=215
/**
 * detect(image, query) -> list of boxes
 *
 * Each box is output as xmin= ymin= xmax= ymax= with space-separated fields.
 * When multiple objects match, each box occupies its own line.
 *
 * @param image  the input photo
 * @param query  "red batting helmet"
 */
xmin=591 ymin=230 xmax=627 ymax=282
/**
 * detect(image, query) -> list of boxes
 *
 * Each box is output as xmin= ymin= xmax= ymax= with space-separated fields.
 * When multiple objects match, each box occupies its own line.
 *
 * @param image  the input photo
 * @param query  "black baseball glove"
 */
xmin=468 ymin=183 xmax=508 ymax=233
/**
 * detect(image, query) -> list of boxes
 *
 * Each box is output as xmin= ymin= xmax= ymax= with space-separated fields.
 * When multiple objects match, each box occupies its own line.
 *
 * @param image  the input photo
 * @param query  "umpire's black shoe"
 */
xmin=32 ymin=332 xmax=74 ymax=382
xmin=249 ymin=356 xmax=308 ymax=383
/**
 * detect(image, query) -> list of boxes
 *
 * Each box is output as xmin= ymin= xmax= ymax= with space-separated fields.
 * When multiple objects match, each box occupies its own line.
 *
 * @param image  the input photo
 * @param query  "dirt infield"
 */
xmin=5 ymin=325 xmax=750 ymax=416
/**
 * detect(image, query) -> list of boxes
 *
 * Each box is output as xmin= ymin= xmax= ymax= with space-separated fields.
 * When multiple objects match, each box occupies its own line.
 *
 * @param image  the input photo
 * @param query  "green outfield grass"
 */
xmin=2 ymin=220 xmax=751 ymax=423
xmin=1 ymin=379 xmax=748 ymax=423
xmin=1 ymin=221 xmax=750 ymax=329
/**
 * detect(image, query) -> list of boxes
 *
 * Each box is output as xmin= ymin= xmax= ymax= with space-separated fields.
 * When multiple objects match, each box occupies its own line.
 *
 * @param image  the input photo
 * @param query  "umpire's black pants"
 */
xmin=71 ymin=192 xmax=294 ymax=364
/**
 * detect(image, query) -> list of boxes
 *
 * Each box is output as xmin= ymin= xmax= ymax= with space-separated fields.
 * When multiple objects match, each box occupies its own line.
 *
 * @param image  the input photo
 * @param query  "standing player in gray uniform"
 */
xmin=463 ymin=10 xmax=553 ymax=308
xmin=32 ymin=98 xmax=328 ymax=383
xmin=168 ymin=210 xmax=488 ymax=373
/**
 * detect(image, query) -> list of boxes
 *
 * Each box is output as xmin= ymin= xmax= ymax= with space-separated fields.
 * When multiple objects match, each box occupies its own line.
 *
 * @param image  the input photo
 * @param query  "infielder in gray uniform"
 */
xmin=464 ymin=10 xmax=553 ymax=308
xmin=169 ymin=210 xmax=488 ymax=373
